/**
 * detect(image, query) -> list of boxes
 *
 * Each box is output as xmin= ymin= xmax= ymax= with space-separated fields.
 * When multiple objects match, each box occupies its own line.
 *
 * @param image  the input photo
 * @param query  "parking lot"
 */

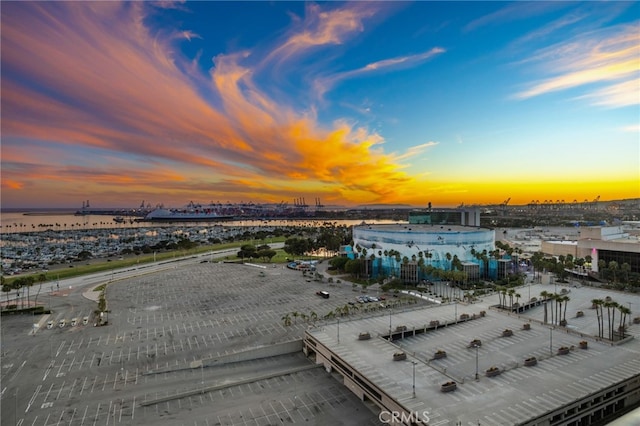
xmin=1 ymin=261 xmax=406 ymax=425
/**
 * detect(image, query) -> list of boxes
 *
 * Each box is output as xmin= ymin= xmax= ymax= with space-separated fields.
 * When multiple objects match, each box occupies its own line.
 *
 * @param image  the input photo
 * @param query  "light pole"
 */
xmin=337 ymin=318 xmax=340 ymax=344
xmin=14 ymin=387 xmax=18 ymax=426
xmin=454 ymin=300 xmax=458 ymax=323
xmin=474 ymin=343 xmax=479 ymax=380
xmin=412 ymin=361 xmax=417 ymax=398
xmin=389 ymin=310 xmax=392 ymax=340
xmin=549 ymin=327 xmax=553 ymax=355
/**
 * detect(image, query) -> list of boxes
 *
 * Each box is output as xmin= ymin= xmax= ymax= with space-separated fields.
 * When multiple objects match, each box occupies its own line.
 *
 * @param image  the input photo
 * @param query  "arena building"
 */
xmin=351 ymin=208 xmax=498 ymax=282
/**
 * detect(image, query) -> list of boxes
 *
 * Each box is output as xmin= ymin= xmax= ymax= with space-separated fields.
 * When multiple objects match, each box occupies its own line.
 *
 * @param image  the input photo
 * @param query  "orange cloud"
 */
xmin=2 ymin=1 xmax=431 ymax=207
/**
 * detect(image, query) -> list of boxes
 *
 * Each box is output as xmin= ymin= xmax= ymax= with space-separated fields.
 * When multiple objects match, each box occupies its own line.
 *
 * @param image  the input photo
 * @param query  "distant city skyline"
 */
xmin=1 ymin=1 xmax=638 ymax=209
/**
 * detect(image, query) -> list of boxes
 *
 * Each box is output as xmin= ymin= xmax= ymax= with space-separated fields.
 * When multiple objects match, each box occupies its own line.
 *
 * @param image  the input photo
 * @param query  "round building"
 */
xmin=350 ymin=208 xmax=496 ymax=282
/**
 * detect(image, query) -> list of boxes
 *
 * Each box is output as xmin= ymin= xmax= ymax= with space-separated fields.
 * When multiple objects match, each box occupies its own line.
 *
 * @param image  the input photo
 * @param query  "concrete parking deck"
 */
xmin=305 ymin=281 xmax=640 ymax=425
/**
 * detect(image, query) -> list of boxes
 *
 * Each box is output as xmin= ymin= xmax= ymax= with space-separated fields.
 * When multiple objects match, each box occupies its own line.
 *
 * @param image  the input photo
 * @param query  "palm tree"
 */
xmin=604 ymin=300 xmax=615 ymax=340
xmin=591 ymin=299 xmax=603 ymax=338
xmin=2 ymin=284 xmax=11 ymax=305
xmin=281 ymin=313 xmax=292 ymax=327
xmin=610 ymin=301 xmax=619 ymax=339
xmin=541 ymin=291 xmax=550 ymax=324
xmin=618 ymin=305 xmax=631 ymax=338
xmin=561 ymin=295 xmax=570 ymax=324
xmin=598 ymin=259 xmax=607 ymax=280
xmin=608 ymin=261 xmax=619 ymax=283
xmin=507 ymin=289 xmax=515 ymax=309
xmin=342 ymin=304 xmax=351 ymax=317
xmin=309 ymin=311 xmax=318 ymax=325
xmin=291 ymin=311 xmax=300 ymax=325
xmin=620 ymin=263 xmax=631 ymax=284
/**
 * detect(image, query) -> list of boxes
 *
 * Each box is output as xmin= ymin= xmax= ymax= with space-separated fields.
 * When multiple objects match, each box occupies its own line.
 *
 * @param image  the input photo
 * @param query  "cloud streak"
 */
xmin=314 ymin=48 xmax=445 ymax=99
xmin=513 ymin=22 xmax=639 ymax=107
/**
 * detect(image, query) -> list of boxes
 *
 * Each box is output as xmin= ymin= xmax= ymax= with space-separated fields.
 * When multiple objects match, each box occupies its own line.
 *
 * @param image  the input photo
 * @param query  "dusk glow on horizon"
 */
xmin=1 ymin=1 xmax=638 ymax=209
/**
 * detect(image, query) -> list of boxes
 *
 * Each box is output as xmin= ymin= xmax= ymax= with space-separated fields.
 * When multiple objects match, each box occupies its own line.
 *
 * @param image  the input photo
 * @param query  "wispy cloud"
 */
xmin=464 ymin=2 xmax=569 ymax=33
xmin=0 ymin=1 xmax=432 ymax=206
xmin=392 ymin=141 xmax=439 ymax=162
xmin=314 ymin=48 xmax=445 ymax=98
xmin=513 ymin=22 xmax=639 ymax=107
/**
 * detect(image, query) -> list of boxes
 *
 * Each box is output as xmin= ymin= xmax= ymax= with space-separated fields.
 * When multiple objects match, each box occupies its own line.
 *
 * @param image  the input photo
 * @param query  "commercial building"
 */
xmin=541 ymin=225 xmax=640 ymax=274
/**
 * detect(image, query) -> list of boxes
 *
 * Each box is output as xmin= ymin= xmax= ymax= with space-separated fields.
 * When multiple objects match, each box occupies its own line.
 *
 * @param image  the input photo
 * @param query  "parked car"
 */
xmin=315 ymin=291 xmax=330 ymax=299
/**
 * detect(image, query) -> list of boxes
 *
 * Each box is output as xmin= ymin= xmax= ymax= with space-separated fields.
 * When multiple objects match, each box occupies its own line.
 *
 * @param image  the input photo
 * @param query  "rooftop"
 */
xmin=306 ymin=281 xmax=640 ymax=424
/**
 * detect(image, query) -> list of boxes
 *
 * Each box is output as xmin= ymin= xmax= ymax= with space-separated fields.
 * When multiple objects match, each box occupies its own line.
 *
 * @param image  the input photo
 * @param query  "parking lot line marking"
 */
xmin=105 ymin=400 xmax=112 ymax=426
xmin=79 ymin=405 xmax=89 ymax=426
xmin=68 ymin=356 xmax=76 ymax=372
xmin=25 ymin=384 xmax=41 ymax=413
xmin=57 ymin=358 xmax=66 ymax=377
xmin=54 ymin=409 xmax=64 ymax=426
xmin=10 ymin=360 xmax=27 ymax=382
xmin=43 ymin=382 xmax=54 ymax=402
xmin=131 ymin=396 xmax=136 ymax=420
xmin=118 ymin=399 xmax=124 ymax=423
xmin=79 ymin=377 xmax=88 ymax=396
xmin=68 ymin=378 xmax=78 ymax=399
xmin=91 ymin=402 xmax=101 ymax=426
xmin=55 ymin=381 xmax=65 ymax=400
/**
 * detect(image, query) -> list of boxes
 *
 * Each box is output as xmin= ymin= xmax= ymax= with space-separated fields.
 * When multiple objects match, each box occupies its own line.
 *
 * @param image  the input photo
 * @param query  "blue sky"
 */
xmin=1 ymin=1 xmax=638 ymax=208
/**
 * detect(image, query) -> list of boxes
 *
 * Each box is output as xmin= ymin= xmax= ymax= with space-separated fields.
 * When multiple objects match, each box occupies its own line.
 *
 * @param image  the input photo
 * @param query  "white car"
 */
xmin=82 ymin=316 xmax=89 ymax=325
xmin=58 ymin=319 xmax=66 ymax=328
xmin=47 ymin=321 xmax=54 ymax=329
xmin=71 ymin=318 xmax=78 ymax=326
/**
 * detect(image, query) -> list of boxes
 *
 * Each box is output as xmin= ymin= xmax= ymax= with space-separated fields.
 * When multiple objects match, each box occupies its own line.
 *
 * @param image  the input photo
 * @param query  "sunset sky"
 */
xmin=1 ymin=1 xmax=638 ymax=209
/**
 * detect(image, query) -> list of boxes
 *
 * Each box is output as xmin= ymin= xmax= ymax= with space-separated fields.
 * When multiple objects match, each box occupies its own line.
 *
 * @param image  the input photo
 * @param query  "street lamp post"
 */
xmin=412 ymin=361 xmax=417 ymax=398
xmin=474 ymin=343 xmax=479 ymax=380
xmin=337 ymin=318 xmax=340 ymax=344
xmin=549 ymin=327 xmax=553 ymax=355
